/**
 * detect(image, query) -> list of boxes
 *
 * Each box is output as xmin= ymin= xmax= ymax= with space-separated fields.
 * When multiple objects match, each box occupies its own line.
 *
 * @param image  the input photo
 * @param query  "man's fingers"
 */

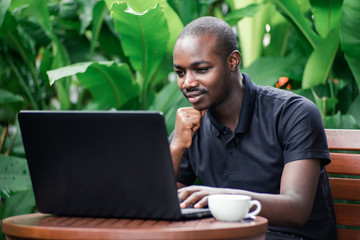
xmin=178 ymin=187 xmax=210 ymax=209
xmin=191 ymin=121 xmax=201 ymax=132
xmin=194 ymin=196 xmax=208 ymax=208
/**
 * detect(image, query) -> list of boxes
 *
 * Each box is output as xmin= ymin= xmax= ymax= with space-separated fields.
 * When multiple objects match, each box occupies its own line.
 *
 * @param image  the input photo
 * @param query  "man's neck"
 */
xmin=211 ymin=73 xmax=244 ymax=132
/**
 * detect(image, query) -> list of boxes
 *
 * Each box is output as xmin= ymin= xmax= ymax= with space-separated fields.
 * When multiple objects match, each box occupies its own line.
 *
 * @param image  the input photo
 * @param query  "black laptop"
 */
xmin=18 ymin=110 xmax=211 ymax=220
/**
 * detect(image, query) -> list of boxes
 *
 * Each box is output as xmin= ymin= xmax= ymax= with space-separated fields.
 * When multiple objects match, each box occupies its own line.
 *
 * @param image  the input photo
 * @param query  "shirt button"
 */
xmin=222 ymin=129 xmax=228 ymax=135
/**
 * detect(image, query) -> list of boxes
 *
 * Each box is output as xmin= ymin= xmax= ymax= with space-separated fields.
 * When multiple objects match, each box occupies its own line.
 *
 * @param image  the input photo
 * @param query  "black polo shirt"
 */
xmin=172 ymin=73 xmax=337 ymax=240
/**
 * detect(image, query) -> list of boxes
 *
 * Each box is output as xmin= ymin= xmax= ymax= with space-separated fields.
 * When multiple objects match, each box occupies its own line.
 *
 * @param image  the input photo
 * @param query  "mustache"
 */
xmin=182 ymin=88 xmax=207 ymax=96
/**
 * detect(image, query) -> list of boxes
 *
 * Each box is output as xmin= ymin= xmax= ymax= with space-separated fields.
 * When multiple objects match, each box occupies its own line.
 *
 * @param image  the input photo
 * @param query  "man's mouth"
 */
xmin=183 ymin=89 xmax=207 ymax=104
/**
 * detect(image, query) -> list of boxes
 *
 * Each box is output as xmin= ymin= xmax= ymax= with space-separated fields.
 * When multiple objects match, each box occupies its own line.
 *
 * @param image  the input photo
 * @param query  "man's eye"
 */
xmin=197 ymin=67 xmax=209 ymax=73
xmin=176 ymin=71 xmax=185 ymax=77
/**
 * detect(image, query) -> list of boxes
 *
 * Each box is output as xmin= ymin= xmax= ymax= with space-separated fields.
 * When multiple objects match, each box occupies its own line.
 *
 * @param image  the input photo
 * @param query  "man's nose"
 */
xmin=183 ymin=73 xmax=198 ymax=89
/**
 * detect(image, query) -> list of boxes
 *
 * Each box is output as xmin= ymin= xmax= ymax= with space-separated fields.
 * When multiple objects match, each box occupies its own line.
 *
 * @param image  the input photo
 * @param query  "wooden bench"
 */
xmin=325 ymin=129 xmax=360 ymax=240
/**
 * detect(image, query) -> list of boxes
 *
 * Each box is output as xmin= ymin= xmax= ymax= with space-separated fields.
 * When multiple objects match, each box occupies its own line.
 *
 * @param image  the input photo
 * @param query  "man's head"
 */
xmin=177 ymin=16 xmax=238 ymax=61
xmin=173 ymin=17 xmax=242 ymax=111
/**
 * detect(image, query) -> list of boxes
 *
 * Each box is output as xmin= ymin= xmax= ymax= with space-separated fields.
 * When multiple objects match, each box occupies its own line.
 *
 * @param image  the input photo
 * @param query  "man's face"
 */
xmin=173 ymin=35 xmax=232 ymax=111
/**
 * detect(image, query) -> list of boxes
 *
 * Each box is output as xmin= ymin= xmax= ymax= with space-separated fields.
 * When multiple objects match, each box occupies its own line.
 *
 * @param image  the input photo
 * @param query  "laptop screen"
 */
xmin=18 ymin=111 xmax=183 ymax=220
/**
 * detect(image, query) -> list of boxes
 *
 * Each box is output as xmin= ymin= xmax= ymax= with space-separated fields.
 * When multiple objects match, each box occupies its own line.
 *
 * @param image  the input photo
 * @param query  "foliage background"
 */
xmin=0 ymin=0 xmax=359 ymax=238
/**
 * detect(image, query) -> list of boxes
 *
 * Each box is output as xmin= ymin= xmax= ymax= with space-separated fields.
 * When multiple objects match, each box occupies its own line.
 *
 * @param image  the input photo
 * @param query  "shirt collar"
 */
xmin=234 ymin=73 xmax=256 ymax=133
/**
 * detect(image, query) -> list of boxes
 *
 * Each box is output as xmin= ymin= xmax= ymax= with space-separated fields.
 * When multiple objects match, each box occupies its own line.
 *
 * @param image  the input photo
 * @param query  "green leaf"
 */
xmin=28 ymin=0 xmax=71 ymax=109
xmin=169 ymin=0 xmax=215 ymax=25
xmin=28 ymin=0 xmax=52 ymax=38
xmin=263 ymin=10 xmax=291 ymax=57
xmin=243 ymin=51 xmax=306 ymax=86
xmin=225 ymin=3 xmax=263 ymax=26
xmin=340 ymin=0 xmax=360 ymax=90
xmin=270 ymin=0 xmax=321 ymax=48
xmin=0 ymin=0 xmax=11 ymax=26
xmin=162 ymin=1 xmax=184 ymax=55
xmin=0 ymin=154 xmax=32 ymax=198
xmin=47 ymin=62 xmax=140 ymax=109
xmin=0 ymin=12 xmax=34 ymax=68
xmin=77 ymin=0 xmax=99 ymax=34
xmin=47 ymin=62 xmax=93 ymax=85
xmin=234 ymin=0 xmax=271 ymax=67
xmin=150 ymin=80 xmax=181 ymax=112
xmin=348 ymin=95 xmax=360 ymax=127
xmin=90 ymin=1 xmax=108 ymax=59
xmin=310 ymin=0 xmax=343 ymax=38
xmin=325 ymin=112 xmax=360 ymax=129
xmin=77 ymin=62 xmax=139 ymax=109
xmin=28 ymin=0 xmax=70 ymax=67
xmin=111 ymin=2 xmax=169 ymax=90
xmin=0 ymin=89 xmax=24 ymax=104
xmin=150 ymin=80 xmax=190 ymax=134
xmin=125 ymin=0 xmax=159 ymax=13
xmin=302 ymin=26 xmax=340 ymax=89
xmin=1 ymin=189 xmax=35 ymax=219
xmin=311 ymin=89 xmax=338 ymax=119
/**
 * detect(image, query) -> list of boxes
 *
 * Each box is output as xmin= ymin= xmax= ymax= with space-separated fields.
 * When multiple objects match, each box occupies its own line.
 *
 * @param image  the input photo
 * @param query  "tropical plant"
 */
xmin=225 ymin=0 xmax=360 ymax=128
xmin=0 ymin=0 xmax=359 ymax=239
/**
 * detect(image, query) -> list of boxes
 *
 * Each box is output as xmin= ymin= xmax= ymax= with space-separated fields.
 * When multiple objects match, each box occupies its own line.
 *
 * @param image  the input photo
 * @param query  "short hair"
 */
xmin=177 ymin=16 xmax=238 ymax=60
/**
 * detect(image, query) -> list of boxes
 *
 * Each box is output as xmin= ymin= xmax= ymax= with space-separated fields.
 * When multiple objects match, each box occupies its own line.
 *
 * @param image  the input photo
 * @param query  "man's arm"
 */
xmin=178 ymin=159 xmax=320 ymax=227
xmin=170 ymin=107 xmax=204 ymax=179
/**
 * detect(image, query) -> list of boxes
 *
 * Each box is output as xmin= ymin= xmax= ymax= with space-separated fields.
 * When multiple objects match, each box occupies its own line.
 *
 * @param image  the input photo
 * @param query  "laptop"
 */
xmin=18 ymin=110 xmax=211 ymax=220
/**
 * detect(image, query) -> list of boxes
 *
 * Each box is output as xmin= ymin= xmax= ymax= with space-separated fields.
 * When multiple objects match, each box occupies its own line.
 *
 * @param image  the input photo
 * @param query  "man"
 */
xmin=169 ymin=16 xmax=337 ymax=240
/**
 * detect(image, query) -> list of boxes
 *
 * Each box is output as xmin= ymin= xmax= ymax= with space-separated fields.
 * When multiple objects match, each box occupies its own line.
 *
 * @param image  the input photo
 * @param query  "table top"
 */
xmin=2 ymin=213 xmax=268 ymax=240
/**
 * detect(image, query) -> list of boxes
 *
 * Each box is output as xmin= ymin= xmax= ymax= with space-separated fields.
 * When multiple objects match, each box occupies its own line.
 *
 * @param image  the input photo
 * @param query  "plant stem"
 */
xmin=5 ymin=54 xmax=39 ymax=109
xmin=4 ymin=129 xmax=17 ymax=156
xmin=3 ymin=29 xmax=46 ymax=109
xmin=0 ymin=125 xmax=8 ymax=153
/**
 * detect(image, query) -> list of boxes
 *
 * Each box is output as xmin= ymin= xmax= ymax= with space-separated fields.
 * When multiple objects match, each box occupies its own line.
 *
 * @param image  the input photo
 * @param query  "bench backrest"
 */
xmin=325 ymin=129 xmax=360 ymax=240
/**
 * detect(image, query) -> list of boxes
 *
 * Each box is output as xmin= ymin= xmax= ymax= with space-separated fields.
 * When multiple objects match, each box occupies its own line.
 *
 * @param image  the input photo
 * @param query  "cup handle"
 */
xmin=245 ymin=200 xmax=262 ymax=218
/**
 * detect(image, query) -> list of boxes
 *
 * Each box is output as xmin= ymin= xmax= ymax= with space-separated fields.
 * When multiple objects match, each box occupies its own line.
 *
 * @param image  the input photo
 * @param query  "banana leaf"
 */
xmin=310 ymin=0 xmax=342 ymax=38
xmin=0 ymin=89 xmax=24 ymax=104
xmin=233 ymin=0 xmax=270 ymax=67
xmin=225 ymin=3 xmax=263 ymax=26
xmin=243 ymin=50 xmax=306 ymax=86
xmin=0 ymin=0 xmax=11 ymax=26
xmin=28 ymin=0 xmax=71 ymax=109
xmin=162 ymin=1 xmax=184 ymax=55
xmin=270 ymin=0 xmax=321 ymax=48
xmin=77 ymin=0 xmax=100 ymax=34
xmin=47 ymin=61 xmax=139 ymax=109
xmin=110 ymin=2 xmax=169 ymax=92
xmin=90 ymin=1 xmax=108 ymax=59
xmin=348 ymin=95 xmax=360 ymax=128
xmin=325 ymin=112 xmax=360 ymax=129
xmin=302 ymin=26 xmax=340 ymax=89
xmin=340 ymin=0 xmax=360 ymax=90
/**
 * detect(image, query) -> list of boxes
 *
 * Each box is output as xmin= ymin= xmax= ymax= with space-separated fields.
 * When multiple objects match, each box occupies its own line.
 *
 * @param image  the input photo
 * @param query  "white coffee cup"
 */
xmin=208 ymin=194 xmax=261 ymax=222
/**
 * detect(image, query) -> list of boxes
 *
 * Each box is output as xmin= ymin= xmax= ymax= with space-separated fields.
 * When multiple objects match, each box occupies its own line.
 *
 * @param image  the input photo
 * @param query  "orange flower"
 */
xmin=276 ymin=77 xmax=291 ymax=90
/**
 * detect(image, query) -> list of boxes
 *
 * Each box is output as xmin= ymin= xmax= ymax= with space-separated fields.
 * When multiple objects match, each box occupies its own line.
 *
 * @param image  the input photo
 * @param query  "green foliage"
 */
xmin=229 ymin=0 xmax=360 ymax=128
xmin=340 ymin=0 xmax=360 ymax=90
xmin=0 ymin=0 xmax=359 ymax=239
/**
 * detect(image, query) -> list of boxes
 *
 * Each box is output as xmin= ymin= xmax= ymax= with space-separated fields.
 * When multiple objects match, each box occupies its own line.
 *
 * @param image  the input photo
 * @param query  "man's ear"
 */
xmin=228 ymin=50 xmax=241 ymax=71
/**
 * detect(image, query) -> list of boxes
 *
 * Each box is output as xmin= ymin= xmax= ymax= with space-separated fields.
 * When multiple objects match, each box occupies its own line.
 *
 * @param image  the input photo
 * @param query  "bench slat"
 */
xmin=325 ymin=129 xmax=360 ymax=240
xmin=325 ymin=129 xmax=360 ymax=151
xmin=329 ymin=178 xmax=360 ymax=201
xmin=337 ymin=228 xmax=360 ymax=240
xmin=334 ymin=203 xmax=360 ymax=226
xmin=326 ymin=153 xmax=360 ymax=175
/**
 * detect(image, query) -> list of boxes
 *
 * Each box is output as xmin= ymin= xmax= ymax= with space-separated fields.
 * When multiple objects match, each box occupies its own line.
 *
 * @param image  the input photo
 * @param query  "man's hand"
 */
xmin=171 ymin=107 xmax=205 ymax=151
xmin=178 ymin=185 xmax=231 ymax=209
xmin=170 ymin=107 xmax=205 ymax=179
xmin=178 ymin=160 xmax=321 ymax=227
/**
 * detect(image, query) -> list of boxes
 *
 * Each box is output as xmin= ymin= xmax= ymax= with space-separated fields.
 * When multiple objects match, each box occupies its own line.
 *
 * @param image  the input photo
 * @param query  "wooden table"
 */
xmin=2 ymin=213 xmax=268 ymax=240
